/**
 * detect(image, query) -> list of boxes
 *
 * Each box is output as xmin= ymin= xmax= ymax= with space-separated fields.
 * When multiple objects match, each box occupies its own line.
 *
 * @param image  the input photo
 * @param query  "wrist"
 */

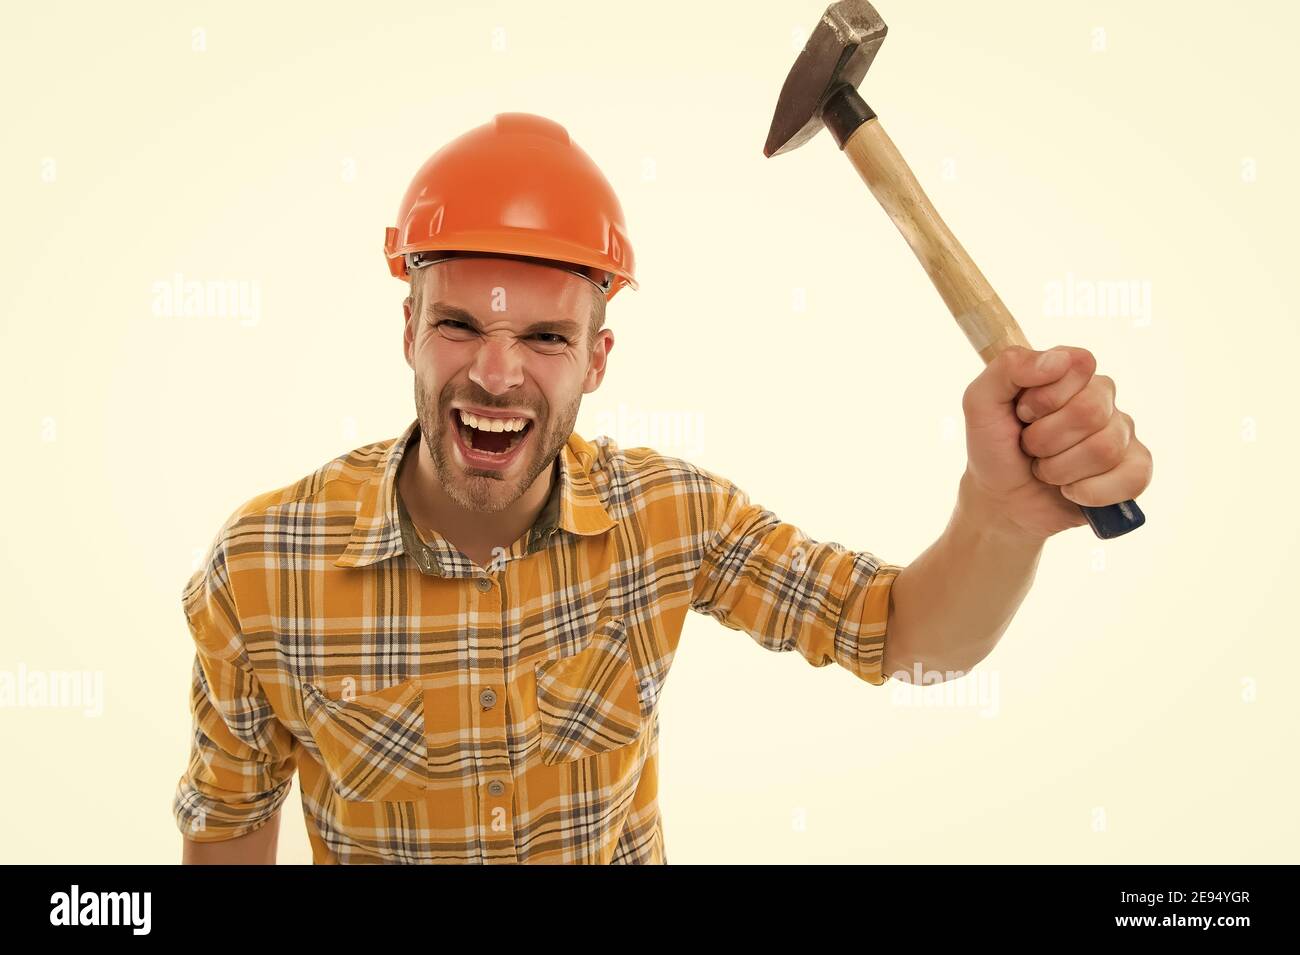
xmin=956 ymin=469 xmax=1050 ymax=548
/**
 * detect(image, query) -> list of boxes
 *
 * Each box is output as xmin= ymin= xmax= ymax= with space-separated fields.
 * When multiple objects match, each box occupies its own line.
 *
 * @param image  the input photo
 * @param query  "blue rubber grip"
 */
xmin=1080 ymin=500 xmax=1144 ymax=539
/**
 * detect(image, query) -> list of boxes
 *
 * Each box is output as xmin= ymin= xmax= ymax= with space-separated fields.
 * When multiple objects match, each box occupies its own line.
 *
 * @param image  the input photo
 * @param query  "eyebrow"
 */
xmin=427 ymin=302 xmax=583 ymax=338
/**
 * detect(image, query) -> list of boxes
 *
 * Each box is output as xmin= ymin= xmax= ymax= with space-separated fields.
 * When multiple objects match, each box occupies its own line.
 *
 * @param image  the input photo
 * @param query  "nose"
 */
xmin=467 ymin=333 xmax=525 ymax=395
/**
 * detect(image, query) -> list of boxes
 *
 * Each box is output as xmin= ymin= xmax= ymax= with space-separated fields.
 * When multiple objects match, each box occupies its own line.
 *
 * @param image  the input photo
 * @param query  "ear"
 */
xmin=402 ymin=293 xmax=416 ymax=369
xmin=582 ymin=328 xmax=615 ymax=394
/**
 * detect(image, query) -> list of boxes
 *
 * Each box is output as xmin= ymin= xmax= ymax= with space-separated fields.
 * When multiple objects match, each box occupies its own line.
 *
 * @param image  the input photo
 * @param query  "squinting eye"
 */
xmin=435 ymin=320 xmax=477 ymax=340
xmin=433 ymin=320 xmax=568 ymax=352
xmin=525 ymin=333 xmax=569 ymax=354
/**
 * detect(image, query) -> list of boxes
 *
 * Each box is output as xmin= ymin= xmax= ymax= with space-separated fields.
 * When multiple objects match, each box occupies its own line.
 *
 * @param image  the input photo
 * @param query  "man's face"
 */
xmin=403 ymin=255 xmax=613 ymax=513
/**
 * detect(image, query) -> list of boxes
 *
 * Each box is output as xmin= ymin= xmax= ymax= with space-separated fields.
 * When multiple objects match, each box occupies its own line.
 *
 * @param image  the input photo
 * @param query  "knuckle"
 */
xmin=1099 ymin=427 xmax=1128 ymax=466
xmin=1086 ymin=375 xmax=1115 ymax=413
xmin=1098 ymin=375 xmax=1117 ymax=414
xmin=995 ymin=347 xmax=1026 ymax=374
xmin=990 ymin=349 xmax=1021 ymax=381
xmin=1138 ymin=444 xmax=1154 ymax=488
xmin=1120 ymin=415 xmax=1135 ymax=450
xmin=1091 ymin=400 xmax=1113 ymax=430
xmin=1061 ymin=400 xmax=1091 ymax=432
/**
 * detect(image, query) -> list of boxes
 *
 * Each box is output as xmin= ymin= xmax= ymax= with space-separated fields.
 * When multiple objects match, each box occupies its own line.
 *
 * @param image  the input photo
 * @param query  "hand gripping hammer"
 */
xmin=764 ymin=0 xmax=1145 ymax=539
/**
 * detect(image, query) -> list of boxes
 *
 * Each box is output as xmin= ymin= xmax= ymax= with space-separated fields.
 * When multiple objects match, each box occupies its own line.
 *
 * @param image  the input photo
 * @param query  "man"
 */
xmin=175 ymin=112 xmax=1152 ymax=864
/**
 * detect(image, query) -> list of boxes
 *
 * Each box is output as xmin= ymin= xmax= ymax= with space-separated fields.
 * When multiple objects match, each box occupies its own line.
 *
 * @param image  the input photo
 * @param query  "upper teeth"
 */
xmin=458 ymin=410 xmax=530 ymax=433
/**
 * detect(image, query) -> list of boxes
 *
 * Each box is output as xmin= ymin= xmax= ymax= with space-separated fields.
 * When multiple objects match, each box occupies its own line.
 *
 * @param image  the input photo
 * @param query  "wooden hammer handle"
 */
xmin=845 ymin=118 xmax=1028 ymax=361
xmin=841 ymin=115 xmax=1144 ymax=539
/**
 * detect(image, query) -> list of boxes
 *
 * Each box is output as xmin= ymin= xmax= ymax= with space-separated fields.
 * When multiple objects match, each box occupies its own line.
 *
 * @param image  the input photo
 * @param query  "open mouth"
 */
xmin=449 ymin=408 xmax=534 ymax=464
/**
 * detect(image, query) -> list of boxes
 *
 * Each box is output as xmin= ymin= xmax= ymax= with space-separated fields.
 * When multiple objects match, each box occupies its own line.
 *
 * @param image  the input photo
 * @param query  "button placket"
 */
xmin=469 ymin=569 xmax=514 ymax=860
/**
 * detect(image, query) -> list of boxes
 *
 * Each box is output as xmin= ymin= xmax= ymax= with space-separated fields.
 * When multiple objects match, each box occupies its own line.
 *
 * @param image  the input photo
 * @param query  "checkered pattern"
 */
xmin=173 ymin=417 xmax=902 ymax=863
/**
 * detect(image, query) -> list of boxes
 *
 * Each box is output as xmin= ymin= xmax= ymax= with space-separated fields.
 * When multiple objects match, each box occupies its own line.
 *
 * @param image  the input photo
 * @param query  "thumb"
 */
xmin=970 ymin=346 xmax=1070 ymax=403
xmin=963 ymin=346 xmax=1071 ymax=429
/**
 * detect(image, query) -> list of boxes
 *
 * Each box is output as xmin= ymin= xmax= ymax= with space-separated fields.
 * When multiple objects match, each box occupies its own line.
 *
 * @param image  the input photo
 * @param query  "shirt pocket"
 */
xmin=299 ymin=677 xmax=431 ymax=802
xmin=534 ymin=616 xmax=644 ymax=764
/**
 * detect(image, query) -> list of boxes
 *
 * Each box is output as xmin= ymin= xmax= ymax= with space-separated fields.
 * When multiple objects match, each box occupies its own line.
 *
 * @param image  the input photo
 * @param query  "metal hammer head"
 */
xmin=764 ymin=0 xmax=887 ymax=158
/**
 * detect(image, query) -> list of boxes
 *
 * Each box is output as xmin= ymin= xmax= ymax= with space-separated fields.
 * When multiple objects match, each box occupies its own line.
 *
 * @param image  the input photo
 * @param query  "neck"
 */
xmin=397 ymin=428 xmax=557 ymax=564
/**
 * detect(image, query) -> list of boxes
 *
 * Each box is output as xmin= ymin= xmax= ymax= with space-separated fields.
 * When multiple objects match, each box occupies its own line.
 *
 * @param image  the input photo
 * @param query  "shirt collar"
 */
xmin=334 ymin=417 xmax=617 ymax=573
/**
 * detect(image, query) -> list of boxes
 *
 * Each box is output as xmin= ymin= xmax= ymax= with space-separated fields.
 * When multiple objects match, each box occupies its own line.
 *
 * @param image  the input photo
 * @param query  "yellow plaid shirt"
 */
xmin=174 ymin=417 xmax=902 ymax=863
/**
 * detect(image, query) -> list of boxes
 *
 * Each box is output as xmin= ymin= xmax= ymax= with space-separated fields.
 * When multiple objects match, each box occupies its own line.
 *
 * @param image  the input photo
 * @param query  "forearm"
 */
xmin=882 ymin=469 xmax=1045 ymax=679
xmin=181 ymin=810 xmax=281 ymax=864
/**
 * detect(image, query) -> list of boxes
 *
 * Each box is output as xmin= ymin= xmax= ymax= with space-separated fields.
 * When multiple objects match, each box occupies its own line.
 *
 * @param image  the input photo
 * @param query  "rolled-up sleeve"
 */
xmin=688 ymin=474 xmax=904 ymax=686
xmin=173 ymin=531 xmax=298 ymax=842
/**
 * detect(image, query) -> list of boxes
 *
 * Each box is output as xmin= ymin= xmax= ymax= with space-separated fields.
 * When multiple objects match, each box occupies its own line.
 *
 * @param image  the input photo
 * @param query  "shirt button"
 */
xmin=479 ymin=687 xmax=497 ymax=708
xmin=488 ymin=779 xmax=506 ymax=796
xmin=475 ymin=577 xmax=492 ymax=592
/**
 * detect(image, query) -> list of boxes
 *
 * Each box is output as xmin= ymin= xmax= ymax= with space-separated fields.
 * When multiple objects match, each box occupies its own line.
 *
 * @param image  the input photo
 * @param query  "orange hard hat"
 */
xmin=384 ymin=112 xmax=638 ymax=302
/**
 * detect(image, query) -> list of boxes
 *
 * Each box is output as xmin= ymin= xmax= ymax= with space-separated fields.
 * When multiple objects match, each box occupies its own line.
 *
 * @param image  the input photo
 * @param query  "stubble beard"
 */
xmin=414 ymin=376 xmax=580 ymax=513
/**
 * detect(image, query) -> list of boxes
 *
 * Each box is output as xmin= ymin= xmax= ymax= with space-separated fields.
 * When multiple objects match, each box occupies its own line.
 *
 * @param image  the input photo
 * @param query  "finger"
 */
xmin=1014 ymin=348 xmax=1100 ymax=424
xmin=963 ymin=346 xmax=1076 ymax=430
xmin=1031 ymin=412 xmax=1132 ymax=486
xmin=1058 ymin=439 xmax=1153 ymax=507
xmin=1019 ymin=377 xmax=1116 ymax=459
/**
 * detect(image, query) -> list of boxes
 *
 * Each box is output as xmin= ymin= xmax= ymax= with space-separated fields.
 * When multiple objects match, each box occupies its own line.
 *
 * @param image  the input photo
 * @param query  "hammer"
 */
xmin=764 ymin=0 xmax=1144 ymax=540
